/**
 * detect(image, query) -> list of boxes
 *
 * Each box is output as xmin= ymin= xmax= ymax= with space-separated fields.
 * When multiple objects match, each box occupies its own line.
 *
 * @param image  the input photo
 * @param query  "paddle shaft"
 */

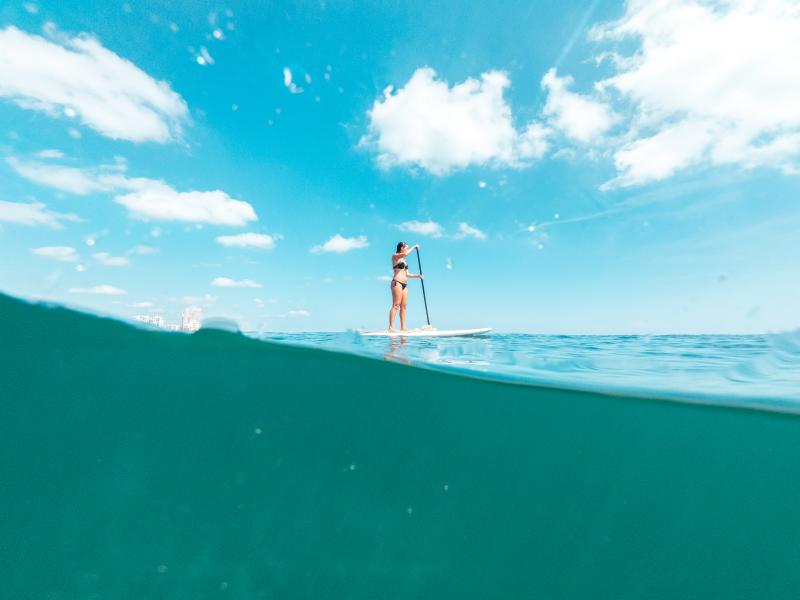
xmin=415 ymin=247 xmax=431 ymax=326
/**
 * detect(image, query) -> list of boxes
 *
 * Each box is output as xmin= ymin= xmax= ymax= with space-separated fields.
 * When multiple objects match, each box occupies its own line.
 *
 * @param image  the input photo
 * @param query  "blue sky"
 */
xmin=1 ymin=0 xmax=799 ymax=333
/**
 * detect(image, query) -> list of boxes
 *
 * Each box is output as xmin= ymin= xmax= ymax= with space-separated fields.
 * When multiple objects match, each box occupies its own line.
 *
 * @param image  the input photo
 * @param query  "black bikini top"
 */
xmin=393 ymin=261 xmax=407 ymax=270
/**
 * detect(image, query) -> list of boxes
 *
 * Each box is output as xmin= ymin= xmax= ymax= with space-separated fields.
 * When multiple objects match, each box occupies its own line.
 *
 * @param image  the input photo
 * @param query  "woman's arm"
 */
xmin=407 ymin=272 xmax=424 ymax=279
xmin=403 ymin=244 xmax=419 ymax=257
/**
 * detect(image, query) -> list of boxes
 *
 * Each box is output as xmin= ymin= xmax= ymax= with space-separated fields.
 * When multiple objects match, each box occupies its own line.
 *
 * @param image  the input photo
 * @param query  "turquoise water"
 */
xmin=261 ymin=331 xmax=800 ymax=410
xmin=5 ymin=292 xmax=800 ymax=599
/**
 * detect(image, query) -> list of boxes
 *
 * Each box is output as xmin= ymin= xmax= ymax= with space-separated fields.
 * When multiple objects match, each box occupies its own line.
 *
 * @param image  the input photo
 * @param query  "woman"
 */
xmin=389 ymin=242 xmax=423 ymax=331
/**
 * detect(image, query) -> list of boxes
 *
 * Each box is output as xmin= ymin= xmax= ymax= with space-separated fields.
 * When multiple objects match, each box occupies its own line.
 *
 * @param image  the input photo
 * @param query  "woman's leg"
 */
xmin=389 ymin=282 xmax=403 ymax=330
xmin=400 ymin=286 xmax=409 ymax=330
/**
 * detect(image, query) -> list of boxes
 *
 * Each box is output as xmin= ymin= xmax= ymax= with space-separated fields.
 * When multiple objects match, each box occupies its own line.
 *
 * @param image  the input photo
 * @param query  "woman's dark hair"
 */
xmin=396 ymin=242 xmax=406 ymax=253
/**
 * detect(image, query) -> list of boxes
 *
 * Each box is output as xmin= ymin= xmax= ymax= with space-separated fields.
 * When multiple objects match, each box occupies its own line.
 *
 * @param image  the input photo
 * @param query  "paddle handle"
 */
xmin=415 ymin=247 xmax=431 ymax=326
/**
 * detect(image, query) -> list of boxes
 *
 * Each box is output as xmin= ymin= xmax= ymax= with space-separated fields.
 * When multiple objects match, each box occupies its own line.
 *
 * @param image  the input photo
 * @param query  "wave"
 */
xmin=3 ymin=292 xmax=800 ymax=598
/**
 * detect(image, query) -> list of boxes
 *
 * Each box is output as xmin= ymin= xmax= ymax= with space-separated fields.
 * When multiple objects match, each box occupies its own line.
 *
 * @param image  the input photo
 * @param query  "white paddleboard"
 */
xmin=359 ymin=327 xmax=491 ymax=338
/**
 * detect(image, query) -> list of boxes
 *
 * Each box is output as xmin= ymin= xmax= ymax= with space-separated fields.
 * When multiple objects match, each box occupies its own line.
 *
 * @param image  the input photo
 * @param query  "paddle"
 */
xmin=415 ymin=247 xmax=431 ymax=327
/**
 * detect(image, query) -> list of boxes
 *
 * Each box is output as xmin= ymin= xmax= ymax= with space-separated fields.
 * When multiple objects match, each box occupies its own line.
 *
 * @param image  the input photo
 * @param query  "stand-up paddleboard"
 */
xmin=359 ymin=327 xmax=492 ymax=338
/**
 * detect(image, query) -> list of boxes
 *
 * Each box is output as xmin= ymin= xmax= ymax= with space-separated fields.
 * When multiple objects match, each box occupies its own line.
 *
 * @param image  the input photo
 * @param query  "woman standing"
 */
xmin=389 ymin=242 xmax=423 ymax=331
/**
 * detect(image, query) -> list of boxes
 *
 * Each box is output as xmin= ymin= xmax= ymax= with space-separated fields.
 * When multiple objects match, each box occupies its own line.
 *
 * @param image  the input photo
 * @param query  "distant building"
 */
xmin=134 ymin=314 xmax=165 ymax=328
xmin=181 ymin=306 xmax=203 ymax=333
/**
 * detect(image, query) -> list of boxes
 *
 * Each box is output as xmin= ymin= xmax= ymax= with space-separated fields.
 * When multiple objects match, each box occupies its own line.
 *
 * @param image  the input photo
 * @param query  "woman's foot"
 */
xmin=388 ymin=327 xmax=396 ymax=332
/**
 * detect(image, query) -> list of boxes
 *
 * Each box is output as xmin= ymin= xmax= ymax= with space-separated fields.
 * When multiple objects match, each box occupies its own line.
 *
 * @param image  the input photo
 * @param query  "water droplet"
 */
xmin=254 ymin=427 xmax=262 ymax=435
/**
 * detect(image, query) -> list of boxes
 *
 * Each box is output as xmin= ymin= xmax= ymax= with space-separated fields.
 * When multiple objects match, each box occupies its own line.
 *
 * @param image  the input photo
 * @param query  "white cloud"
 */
xmin=215 ymin=232 xmax=278 ymax=250
xmin=93 ymin=252 xmax=130 ymax=266
xmin=602 ymin=118 xmax=715 ymax=189
xmin=211 ymin=276 xmax=262 ymax=288
xmin=35 ymin=149 xmax=64 ymax=159
xmin=0 ymin=26 xmax=188 ymax=142
xmin=7 ymin=157 xmax=113 ymax=194
xmin=541 ymin=68 xmax=618 ymax=143
xmin=68 ymin=284 xmax=126 ymax=295
xmin=376 ymin=274 xmax=392 ymax=281
xmin=132 ymin=301 xmax=154 ymax=308
xmin=454 ymin=222 xmax=487 ymax=240
xmin=0 ymin=199 xmax=78 ymax=228
xmin=395 ymin=220 xmax=444 ymax=238
xmin=588 ymin=0 xmax=800 ymax=186
xmin=310 ymin=234 xmax=369 ymax=253
xmin=283 ymin=309 xmax=310 ymax=318
xmin=9 ymin=157 xmax=258 ymax=226
xmin=31 ymin=245 xmax=78 ymax=262
xmin=363 ymin=67 xmax=549 ymax=174
xmin=115 ymin=183 xmax=257 ymax=226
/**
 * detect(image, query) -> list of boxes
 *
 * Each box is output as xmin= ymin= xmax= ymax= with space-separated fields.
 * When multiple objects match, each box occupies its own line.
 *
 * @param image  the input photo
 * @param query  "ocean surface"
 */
xmin=259 ymin=330 xmax=800 ymax=410
xmin=5 ymin=292 xmax=800 ymax=599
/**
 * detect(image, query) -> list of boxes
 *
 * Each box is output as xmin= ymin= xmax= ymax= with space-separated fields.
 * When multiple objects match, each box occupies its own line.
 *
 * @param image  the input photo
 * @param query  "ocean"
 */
xmin=260 ymin=330 xmax=800 ymax=410
xmin=4 ymin=292 xmax=800 ymax=599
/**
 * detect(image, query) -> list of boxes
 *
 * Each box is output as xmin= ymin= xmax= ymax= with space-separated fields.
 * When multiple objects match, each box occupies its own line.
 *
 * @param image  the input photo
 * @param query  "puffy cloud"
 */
xmin=310 ymin=234 xmax=369 ymax=253
xmin=93 ymin=252 xmax=130 ymax=266
xmin=590 ymin=0 xmax=800 ymax=186
xmin=602 ymin=118 xmax=715 ymax=189
xmin=115 ymin=184 xmax=256 ymax=226
xmin=31 ymin=245 xmax=78 ymax=262
xmin=363 ymin=68 xmax=548 ymax=174
xmin=0 ymin=199 xmax=78 ymax=228
xmin=215 ymin=232 xmax=278 ymax=250
xmin=395 ymin=220 xmax=444 ymax=238
xmin=9 ymin=157 xmax=257 ymax=226
xmin=0 ymin=26 xmax=188 ymax=142
xmin=454 ymin=222 xmax=487 ymax=240
xmin=283 ymin=309 xmax=310 ymax=318
xmin=541 ymin=68 xmax=618 ymax=143
xmin=68 ymin=284 xmax=126 ymax=295
xmin=211 ymin=277 xmax=262 ymax=288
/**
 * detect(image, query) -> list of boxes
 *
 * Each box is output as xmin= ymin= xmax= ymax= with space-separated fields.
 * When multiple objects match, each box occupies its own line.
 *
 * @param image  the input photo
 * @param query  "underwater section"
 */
xmin=3 ymin=292 xmax=800 ymax=599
